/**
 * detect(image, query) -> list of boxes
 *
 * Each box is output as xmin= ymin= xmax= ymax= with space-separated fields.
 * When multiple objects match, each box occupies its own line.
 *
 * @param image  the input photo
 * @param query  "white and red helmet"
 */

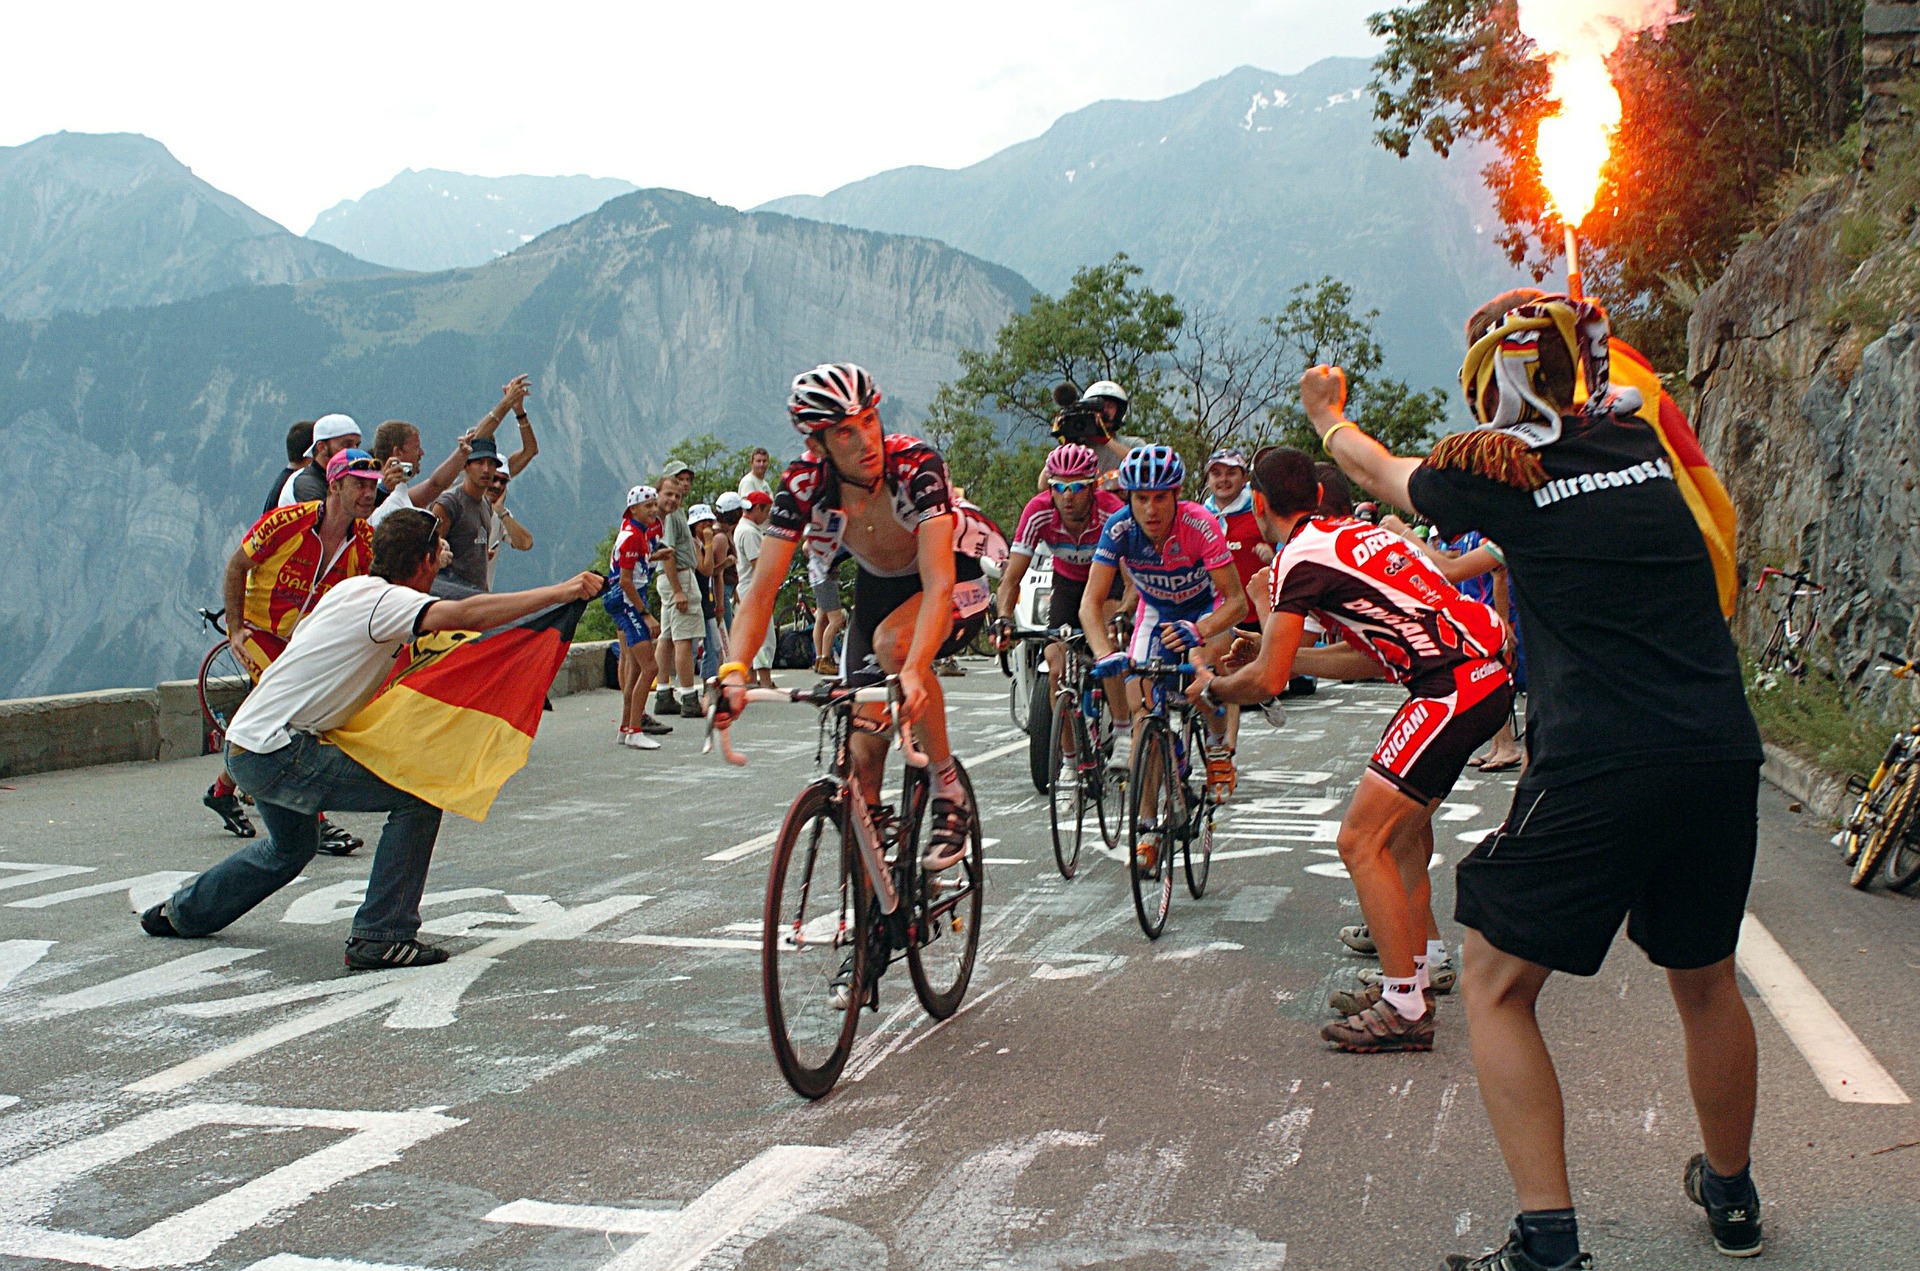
xmin=788 ymin=362 xmax=881 ymax=435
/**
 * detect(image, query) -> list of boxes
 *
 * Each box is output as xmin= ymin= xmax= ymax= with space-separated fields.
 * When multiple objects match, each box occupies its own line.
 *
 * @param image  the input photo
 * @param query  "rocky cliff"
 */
xmin=0 ymin=132 xmax=380 ymax=319
xmin=0 ymin=189 xmax=1032 ymax=698
xmin=1688 ymin=179 xmax=1920 ymax=705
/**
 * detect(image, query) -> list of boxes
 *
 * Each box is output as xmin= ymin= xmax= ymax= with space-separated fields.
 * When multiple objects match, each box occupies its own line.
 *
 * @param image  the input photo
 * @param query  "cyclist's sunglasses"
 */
xmin=1048 ymin=479 xmax=1093 ymax=495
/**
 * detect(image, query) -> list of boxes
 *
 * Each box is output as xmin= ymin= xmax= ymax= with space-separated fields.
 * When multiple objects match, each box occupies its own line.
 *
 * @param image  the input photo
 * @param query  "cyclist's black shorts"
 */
xmin=1045 ymin=572 xmax=1120 ymax=632
xmin=1454 ymin=758 xmax=1760 ymax=977
xmin=844 ymin=555 xmax=988 ymax=680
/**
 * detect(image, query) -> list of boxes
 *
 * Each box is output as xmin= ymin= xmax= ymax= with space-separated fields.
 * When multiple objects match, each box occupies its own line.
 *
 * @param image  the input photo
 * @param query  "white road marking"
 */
xmin=705 ymin=830 xmax=779 ymax=862
xmin=597 ymin=1144 xmax=842 ymax=1271
xmin=282 ymin=884 xmax=503 ymax=926
xmin=243 ymin=1258 xmax=450 ymax=1271
xmin=1437 ymin=802 xmax=1480 ymax=822
xmin=23 ymin=948 xmax=265 ymax=1019
xmin=0 ymin=863 xmax=93 ymax=895
xmin=964 ymin=739 xmax=1029 ymax=767
xmin=1239 ymin=769 xmax=1331 ymax=785
xmin=1209 ymin=845 xmax=1297 ymax=861
xmin=1154 ymin=941 xmax=1244 ymax=961
xmin=0 ymin=1102 xmax=460 ymax=1268
xmin=621 ymin=935 xmax=761 ymax=951
xmin=1213 ymin=819 xmax=1339 ymax=842
xmin=484 ymin=1198 xmax=671 ymax=1234
xmin=1736 ymin=913 xmax=1910 ymax=1105
xmin=983 ymin=858 xmax=1029 ymax=866
xmin=0 ymin=940 xmax=52 ymax=992
xmin=6 ymin=871 xmax=194 ymax=912
xmin=1221 ymin=886 xmax=1291 ymax=922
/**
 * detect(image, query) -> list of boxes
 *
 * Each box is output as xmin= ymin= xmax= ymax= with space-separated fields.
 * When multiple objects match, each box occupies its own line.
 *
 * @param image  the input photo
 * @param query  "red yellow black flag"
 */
xmin=325 ymin=600 xmax=586 ymax=820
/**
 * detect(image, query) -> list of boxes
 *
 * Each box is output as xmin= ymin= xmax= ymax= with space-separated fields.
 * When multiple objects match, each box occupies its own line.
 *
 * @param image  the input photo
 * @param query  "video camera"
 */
xmin=1049 ymin=382 xmax=1110 ymax=447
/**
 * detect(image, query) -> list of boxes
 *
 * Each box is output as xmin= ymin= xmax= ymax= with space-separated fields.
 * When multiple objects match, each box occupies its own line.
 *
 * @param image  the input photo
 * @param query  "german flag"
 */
xmin=1606 ymin=339 xmax=1740 ymax=618
xmin=325 ymin=600 xmax=586 ymax=820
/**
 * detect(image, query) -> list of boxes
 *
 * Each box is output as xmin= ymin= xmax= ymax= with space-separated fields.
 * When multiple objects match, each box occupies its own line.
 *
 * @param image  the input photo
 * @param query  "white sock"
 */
xmin=932 ymin=756 xmax=964 ymax=800
xmin=1426 ymin=939 xmax=1450 ymax=968
xmin=1381 ymin=976 xmax=1427 ymax=1021
xmin=1114 ymin=718 xmax=1132 ymax=733
xmin=1413 ymin=954 xmax=1430 ymax=993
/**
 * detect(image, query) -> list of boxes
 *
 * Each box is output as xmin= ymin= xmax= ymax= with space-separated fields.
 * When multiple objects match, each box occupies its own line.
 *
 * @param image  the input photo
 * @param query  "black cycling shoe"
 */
xmin=1443 ymin=1222 xmax=1592 ymax=1270
xmin=203 ymin=786 xmax=256 ymax=838
xmin=139 ymin=904 xmax=182 ymax=938
xmin=344 ymin=937 xmax=450 ymax=971
xmin=1684 ymin=1153 xmax=1764 ymax=1258
xmin=316 ymin=819 xmax=362 ymax=856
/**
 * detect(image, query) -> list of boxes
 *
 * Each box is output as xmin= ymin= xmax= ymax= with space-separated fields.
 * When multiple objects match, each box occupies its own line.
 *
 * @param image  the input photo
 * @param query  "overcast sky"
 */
xmin=10 ymin=1 xmax=1379 ymax=233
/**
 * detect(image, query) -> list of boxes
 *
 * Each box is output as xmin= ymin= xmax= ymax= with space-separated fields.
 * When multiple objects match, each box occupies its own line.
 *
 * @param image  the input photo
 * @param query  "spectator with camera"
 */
xmin=1046 ymin=380 xmax=1146 ymax=490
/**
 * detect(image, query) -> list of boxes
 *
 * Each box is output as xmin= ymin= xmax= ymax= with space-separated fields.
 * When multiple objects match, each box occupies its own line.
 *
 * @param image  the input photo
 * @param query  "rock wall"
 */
xmin=1688 ymin=181 xmax=1920 ymax=708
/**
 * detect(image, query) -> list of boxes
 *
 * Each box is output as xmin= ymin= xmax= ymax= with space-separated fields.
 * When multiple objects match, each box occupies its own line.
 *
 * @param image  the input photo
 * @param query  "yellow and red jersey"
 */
xmin=236 ymin=501 xmax=374 ymax=670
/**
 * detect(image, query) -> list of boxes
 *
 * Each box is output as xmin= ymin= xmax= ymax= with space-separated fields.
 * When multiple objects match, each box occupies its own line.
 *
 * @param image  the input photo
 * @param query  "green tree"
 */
xmin=1264 ymin=278 xmax=1450 ymax=458
xmin=664 ymin=433 xmax=779 ymax=508
xmin=575 ymin=520 xmax=619 ymax=642
xmin=1368 ymin=0 xmax=1864 ymax=367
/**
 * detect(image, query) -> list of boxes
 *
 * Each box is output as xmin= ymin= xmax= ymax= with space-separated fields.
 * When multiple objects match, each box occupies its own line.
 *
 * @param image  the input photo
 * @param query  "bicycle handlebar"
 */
xmin=1755 ymin=567 xmax=1822 ymax=593
xmin=1878 ymin=651 xmax=1915 ymax=677
xmin=702 ymin=676 xmax=927 ymax=768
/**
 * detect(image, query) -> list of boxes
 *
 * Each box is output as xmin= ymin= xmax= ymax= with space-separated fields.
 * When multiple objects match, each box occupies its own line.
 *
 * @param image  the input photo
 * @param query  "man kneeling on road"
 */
xmin=141 ymin=509 xmax=604 ymax=970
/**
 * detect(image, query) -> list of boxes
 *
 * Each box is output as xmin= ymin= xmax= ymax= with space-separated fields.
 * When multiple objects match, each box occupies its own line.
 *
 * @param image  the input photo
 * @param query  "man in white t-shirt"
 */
xmin=737 ymin=447 xmax=773 ymax=498
xmin=731 ymin=490 xmax=778 ymax=687
xmin=141 ymin=508 xmax=604 ymax=970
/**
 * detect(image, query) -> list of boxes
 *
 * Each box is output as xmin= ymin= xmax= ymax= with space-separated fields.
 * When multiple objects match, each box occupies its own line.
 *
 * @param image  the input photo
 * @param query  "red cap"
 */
xmin=743 ymin=490 xmax=773 ymax=508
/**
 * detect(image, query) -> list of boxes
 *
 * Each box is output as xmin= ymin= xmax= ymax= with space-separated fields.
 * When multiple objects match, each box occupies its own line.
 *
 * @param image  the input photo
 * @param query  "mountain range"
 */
xmin=307 ymin=169 xmax=638 ymax=272
xmin=0 ymin=190 xmax=1029 ymax=698
xmin=0 ymin=132 xmax=378 ymax=321
xmin=761 ymin=59 xmax=1514 ymax=394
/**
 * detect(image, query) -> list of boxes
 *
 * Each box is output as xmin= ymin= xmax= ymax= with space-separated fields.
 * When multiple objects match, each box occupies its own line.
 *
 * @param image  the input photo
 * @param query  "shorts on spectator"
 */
xmin=604 ymin=594 xmax=653 ymax=645
xmin=654 ymin=575 xmax=707 ymax=642
xmin=1454 ymin=759 xmax=1760 ymax=977
xmin=812 ymin=576 xmax=844 ymax=614
xmin=1367 ymin=659 xmax=1510 ymax=804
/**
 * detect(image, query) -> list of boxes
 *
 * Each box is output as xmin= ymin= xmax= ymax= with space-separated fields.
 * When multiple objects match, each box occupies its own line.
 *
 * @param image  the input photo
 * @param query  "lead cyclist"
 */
xmin=713 ymin=362 xmax=1006 ymax=871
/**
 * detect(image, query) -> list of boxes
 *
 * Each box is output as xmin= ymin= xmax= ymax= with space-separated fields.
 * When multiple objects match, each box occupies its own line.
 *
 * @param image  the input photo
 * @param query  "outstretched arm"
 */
xmin=1211 ymin=611 xmax=1308 ymax=704
xmin=420 ymin=571 xmax=603 ymax=633
xmin=1302 ymin=366 xmax=1422 ymax=514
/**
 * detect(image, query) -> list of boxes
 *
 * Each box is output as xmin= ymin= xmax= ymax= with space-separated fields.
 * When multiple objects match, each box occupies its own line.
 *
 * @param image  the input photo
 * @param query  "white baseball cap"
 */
xmin=715 ymin=491 xmax=746 ymax=514
xmin=687 ymin=503 xmax=716 ymax=526
xmin=626 ymin=484 xmax=656 ymax=509
xmin=304 ymin=413 xmax=361 ymax=457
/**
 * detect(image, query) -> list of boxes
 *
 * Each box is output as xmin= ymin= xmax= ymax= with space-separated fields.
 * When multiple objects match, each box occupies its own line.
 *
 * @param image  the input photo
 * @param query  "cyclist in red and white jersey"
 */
xmin=1212 ymin=446 xmax=1511 ymax=1054
xmin=717 ymin=363 xmax=1006 ymax=872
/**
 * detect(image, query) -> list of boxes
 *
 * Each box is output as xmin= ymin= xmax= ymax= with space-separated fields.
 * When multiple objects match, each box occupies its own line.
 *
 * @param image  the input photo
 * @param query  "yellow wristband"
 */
xmin=716 ymin=661 xmax=751 ymax=683
xmin=1320 ymin=420 xmax=1361 ymax=449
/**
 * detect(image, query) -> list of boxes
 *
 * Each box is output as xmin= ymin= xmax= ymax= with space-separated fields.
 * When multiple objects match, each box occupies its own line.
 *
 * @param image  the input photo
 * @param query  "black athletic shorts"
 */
xmin=844 ymin=556 xmax=988 ymax=680
xmin=1454 ymin=759 xmax=1761 ymax=977
xmin=1045 ymin=572 xmax=1119 ymax=631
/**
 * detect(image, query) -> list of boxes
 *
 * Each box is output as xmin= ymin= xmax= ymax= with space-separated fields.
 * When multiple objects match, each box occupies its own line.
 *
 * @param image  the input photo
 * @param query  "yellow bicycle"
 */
xmin=1841 ymin=653 xmax=1920 ymax=889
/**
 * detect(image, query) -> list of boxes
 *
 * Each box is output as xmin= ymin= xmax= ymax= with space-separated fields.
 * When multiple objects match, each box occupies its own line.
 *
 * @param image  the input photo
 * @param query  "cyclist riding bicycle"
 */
xmin=992 ymin=443 xmax=1128 ymax=702
xmin=715 ymin=362 xmax=1007 ymax=871
xmin=1079 ymin=445 xmax=1248 ymax=813
xmin=1210 ymin=446 xmax=1511 ymax=1055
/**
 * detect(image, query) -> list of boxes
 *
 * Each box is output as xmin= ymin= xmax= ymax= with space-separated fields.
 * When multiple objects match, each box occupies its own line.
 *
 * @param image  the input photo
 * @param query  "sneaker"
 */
xmin=1108 ymin=730 xmax=1132 ymax=773
xmin=316 ymin=819 xmax=361 ymax=856
xmin=1259 ymin=697 xmax=1288 ymax=728
xmin=654 ymin=689 xmax=680 ymax=717
xmin=639 ymin=714 xmax=673 ymax=736
xmin=1338 ymin=923 xmax=1376 ymax=954
xmin=203 ymin=785 xmax=256 ymax=838
xmin=678 ymin=689 xmax=704 ymax=718
xmin=623 ymin=730 xmax=661 ymax=750
xmin=812 ymin=656 xmax=839 ymax=676
xmin=922 ymin=796 xmax=975 ymax=871
xmin=1360 ymin=961 xmax=1457 ymax=995
xmin=344 ymin=937 xmax=450 ymax=971
xmin=1684 ymin=1153 xmax=1764 ymax=1258
xmin=1320 ymin=996 xmax=1435 ymax=1053
xmin=1444 ymin=1221 xmax=1592 ymax=1270
xmin=1327 ymin=979 xmax=1439 ymax=1017
xmin=139 ymin=903 xmax=181 ymax=938
xmin=935 ymin=656 xmax=966 ymax=677
xmin=617 ymin=727 xmax=634 ymax=746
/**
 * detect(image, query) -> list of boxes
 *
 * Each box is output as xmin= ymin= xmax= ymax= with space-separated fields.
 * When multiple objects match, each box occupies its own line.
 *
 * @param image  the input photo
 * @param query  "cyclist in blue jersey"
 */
xmin=1079 ymin=445 xmax=1247 ymax=803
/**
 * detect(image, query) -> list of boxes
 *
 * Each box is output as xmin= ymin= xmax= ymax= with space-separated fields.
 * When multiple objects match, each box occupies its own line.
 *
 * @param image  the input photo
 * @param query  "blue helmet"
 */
xmin=1116 ymin=444 xmax=1185 ymax=492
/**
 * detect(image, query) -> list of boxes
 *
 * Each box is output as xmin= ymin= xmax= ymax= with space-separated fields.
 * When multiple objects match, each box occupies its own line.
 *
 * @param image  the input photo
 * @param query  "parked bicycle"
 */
xmin=1839 ymin=653 xmax=1920 ymax=890
xmin=1042 ymin=627 xmax=1121 ymax=879
xmin=195 ymin=608 xmax=252 ymax=756
xmin=1124 ymin=658 xmax=1221 ymax=939
xmin=707 ymin=677 xmax=984 ymax=1099
xmin=1754 ymin=567 xmax=1825 ymax=683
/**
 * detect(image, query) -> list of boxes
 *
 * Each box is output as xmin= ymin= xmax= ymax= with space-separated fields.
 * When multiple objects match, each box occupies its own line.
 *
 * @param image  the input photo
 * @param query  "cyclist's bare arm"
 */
xmin=896 ymin=514 xmax=957 ymax=721
xmin=1211 ymin=611 xmax=1309 ymax=704
xmin=1193 ymin=564 xmax=1248 ymax=646
xmin=1295 ymin=642 xmax=1387 ymax=681
xmin=994 ymin=552 xmax=1031 ymax=619
xmin=1080 ymin=560 xmax=1123 ymax=658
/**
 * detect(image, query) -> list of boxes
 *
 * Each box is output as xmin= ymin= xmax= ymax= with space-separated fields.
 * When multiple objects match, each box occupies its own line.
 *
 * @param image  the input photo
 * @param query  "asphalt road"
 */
xmin=1 ymin=662 xmax=1916 ymax=1271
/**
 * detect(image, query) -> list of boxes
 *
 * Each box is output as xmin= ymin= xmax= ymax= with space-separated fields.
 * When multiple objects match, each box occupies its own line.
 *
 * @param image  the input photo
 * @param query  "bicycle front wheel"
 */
xmin=1027 ymin=673 xmax=1053 ymax=793
xmin=1128 ymin=719 xmax=1176 ymax=939
xmin=1852 ymin=765 xmax=1918 ymax=890
xmin=1048 ymin=692 xmax=1085 ymax=879
xmin=197 ymin=640 xmax=252 ymax=754
xmin=1883 ymin=774 xmax=1920 ymax=891
xmin=906 ymin=761 xmax=984 ymax=1020
xmin=763 ymin=780 xmax=866 ymax=1099
xmin=1181 ymin=716 xmax=1214 ymax=899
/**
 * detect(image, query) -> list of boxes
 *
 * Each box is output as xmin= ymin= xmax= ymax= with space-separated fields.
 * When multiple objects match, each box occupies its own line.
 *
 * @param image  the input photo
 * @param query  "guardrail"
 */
xmin=0 ymin=641 xmax=617 ymax=780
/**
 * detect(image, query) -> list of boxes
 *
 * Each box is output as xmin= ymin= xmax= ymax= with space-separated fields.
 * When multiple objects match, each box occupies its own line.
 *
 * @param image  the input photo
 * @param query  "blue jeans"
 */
xmin=700 ymin=616 xmax=725 ymax=680
xmin=164 ymin=735 xmax=444 ymax=943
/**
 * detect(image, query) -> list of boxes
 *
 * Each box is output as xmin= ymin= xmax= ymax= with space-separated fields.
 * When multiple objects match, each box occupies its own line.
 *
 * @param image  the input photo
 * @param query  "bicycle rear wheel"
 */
xmin=1048 ymin=692 xmax=1086 ymax=878
xmin=197 ymin=640 xmax=252 ymax=754
xmin=1027 ymin=672 xmax=1053 ymax=793
xmin=1851 ymin=764 xmax=1918 ymax=890
xmin=1181 ymin=715 xmax=1214 ymax=899
xmin=763 ymin=780 xmax=866 ymax=1099
xmin=1128 ymin=719 xmax=1176 ymax=939
xmin=1883 ymin=776 xmax=1920 ymax=891
xmin=906 ymin=761 xmax=983 ymax=1019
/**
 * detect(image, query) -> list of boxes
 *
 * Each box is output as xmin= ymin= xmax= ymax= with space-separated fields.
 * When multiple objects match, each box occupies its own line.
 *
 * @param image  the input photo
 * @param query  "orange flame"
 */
xmin=1518 ymin=0 xmax=1678 ymax=227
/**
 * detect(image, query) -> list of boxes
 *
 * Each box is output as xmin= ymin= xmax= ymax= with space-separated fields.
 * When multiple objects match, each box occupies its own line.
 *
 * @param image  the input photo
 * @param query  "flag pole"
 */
xmin=1564 ymin=224 xmax=1583 ymax=301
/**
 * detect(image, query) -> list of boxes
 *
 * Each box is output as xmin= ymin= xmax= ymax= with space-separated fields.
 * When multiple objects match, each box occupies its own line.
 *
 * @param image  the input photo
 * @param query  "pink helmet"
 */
xmin=1044 ymin=443 xmax=1100 ymax=481
xmin=787 ymin=362 xmax=881 ymax=436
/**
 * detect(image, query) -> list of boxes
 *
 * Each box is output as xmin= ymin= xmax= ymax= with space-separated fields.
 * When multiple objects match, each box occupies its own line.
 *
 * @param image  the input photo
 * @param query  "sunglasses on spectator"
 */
xmin=1048 ymin=479 xmax=1093 ymax=495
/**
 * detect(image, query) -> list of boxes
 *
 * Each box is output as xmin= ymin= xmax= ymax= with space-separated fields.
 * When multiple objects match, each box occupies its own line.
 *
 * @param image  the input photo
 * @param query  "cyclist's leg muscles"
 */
xmin=1338 ymin=773 xmax=1432 ymax=980
xmin=871 ymin=591 xmax=952 ymax=766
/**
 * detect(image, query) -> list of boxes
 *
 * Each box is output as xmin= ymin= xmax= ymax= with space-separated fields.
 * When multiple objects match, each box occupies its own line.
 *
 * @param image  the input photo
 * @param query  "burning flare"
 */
xmin=1517 ymin=0 xmax=1679 ymax=227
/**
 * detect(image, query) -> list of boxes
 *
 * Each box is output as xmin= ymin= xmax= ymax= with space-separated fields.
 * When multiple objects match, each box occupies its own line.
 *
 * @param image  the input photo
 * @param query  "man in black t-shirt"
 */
xmin=1306 ymin=293 xmax=1765 ymax=1270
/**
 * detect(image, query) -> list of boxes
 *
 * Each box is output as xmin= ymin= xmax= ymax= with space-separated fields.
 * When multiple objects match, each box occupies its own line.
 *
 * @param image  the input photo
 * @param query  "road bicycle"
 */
xmin=1124 ymin=658 xmax=1223 ymax=939
xmin=1754 ymin=567 xmax=1825 ymax=683
xmin=708 ymin=677 xmax=984 ymax=1099
xmin=1043 ymin=627 xmax=1121 ymax=879
xmin=1839 ymin=653 xmax=1920 ymax=890
xmin=195 ymin=608 xmax=253 ymax=756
